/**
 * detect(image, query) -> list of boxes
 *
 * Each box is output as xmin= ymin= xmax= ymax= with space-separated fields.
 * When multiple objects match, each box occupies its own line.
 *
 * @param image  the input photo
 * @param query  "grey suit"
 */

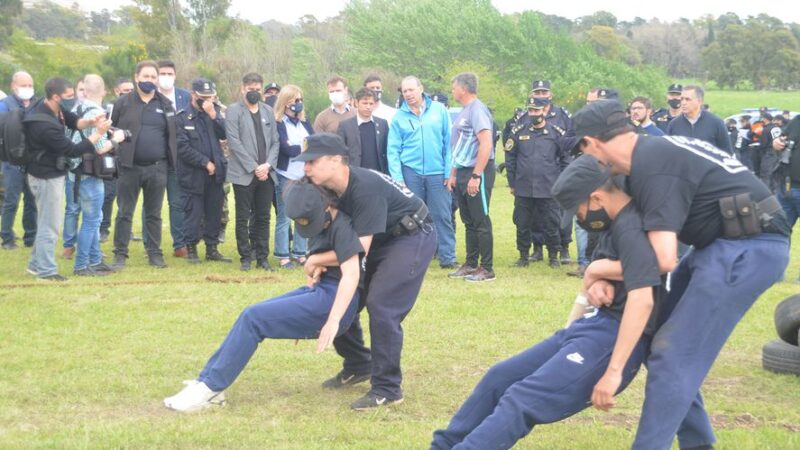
xmin=225 ymin=101 xmax=279 ymax=185
xmin=337 ymin=115 xmax=389 ymax=174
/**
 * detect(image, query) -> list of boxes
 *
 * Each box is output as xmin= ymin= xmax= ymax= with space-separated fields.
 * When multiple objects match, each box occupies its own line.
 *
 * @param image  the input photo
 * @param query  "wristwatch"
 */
xmin=470 ymin=173 xmax=481 ymax=180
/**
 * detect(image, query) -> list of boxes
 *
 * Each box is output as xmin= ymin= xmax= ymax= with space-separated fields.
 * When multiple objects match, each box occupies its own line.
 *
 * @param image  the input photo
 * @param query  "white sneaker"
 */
xmin=163 ymin=380 xmax=226 ymax=412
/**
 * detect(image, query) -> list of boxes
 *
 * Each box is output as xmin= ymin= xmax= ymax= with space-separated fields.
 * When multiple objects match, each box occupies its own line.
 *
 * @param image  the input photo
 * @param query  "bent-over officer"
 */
xmin=505 ymin=97 xmax=574 ymax=268
xmin=299 ymin=133 xmax=437 ymax=410
xmin=175 ymin=79 xmax=231 ymax=263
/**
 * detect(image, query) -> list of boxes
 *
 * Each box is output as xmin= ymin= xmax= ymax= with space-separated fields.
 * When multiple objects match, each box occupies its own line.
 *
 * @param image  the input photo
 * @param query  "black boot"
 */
xmin=547 ymin=247 xmax=560 ymax=269
xmin=206 ymin=244 xmax=232 ymax=263
xmin=513 ymin=253 xmax=529 ymax=267
xmin=186 ymin=243 xmax=200 ymax=264
xmin=560 ymin=244 xmax=572 ymax=264
xmin=529 ymin=245 xmax=543 ymax=262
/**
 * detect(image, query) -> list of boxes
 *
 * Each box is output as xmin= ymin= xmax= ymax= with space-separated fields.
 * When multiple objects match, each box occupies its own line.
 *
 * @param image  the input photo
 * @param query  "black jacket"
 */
xmin=110 ymin=90 xmax=177 ymax=169
xmin=505 ymin=120 xmax=574 ymax=198
xmin=175 ymin=106 xmax=227 ymax=194
xmin=23 ymin=99 xmax=96 ymax=179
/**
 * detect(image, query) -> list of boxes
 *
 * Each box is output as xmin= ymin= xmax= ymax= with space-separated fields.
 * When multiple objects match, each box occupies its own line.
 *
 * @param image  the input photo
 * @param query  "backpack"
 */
xmin=0 ymin=108 xmax=53 ymax=165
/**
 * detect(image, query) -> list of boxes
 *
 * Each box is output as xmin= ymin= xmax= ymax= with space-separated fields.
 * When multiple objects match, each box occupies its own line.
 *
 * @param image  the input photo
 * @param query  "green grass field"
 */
xmin=690 ymin=89 xmax=800 ymax=119
xmin=1 ymin=189 xmax=798 ymax=449
xmin=1 ymin=89 xmax=800 ymax=449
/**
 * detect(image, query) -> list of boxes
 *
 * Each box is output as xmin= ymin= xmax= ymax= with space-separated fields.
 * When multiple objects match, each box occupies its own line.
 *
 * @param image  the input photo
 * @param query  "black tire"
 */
xmin=775 ymin=294 xmax=800 ymax=345
xmin=762 ymin=339 xmax=800 ymax=376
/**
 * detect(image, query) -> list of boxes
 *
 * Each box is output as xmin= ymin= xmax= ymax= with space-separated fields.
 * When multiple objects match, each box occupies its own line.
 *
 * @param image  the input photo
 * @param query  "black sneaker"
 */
xmin=513 ymin=257 xmax=529 ymax=268
xmin=39 ymin=273 xmax=68 ymax=282
xmin=256 ymin=259 xmax=274 ymax=271
xmin=321 ymin=371 xmax=371 ymax=390
xmin=112 ymin=254 xmax=126 ymax=270
xmin=240 ymin=260 xmax=252 ymax=271
xmin=2 ymin=240 xmax=18 ymax=250
xmin=440 ymin=261 xmax=459 ymax=270
xmin=74 ymin=267 xmax=108 ymax=277
xmin=464 ymin=267 xmax=496 ymax=282
xmin=148 ymin=253 xmax=167 ymax=268
xmin=448 ymin=264 xmax=478 ymax=279
xmin=350 ymin=392 xmax=404 ymax=411
xmin=91 ymin=262 xmax=116 ymax=273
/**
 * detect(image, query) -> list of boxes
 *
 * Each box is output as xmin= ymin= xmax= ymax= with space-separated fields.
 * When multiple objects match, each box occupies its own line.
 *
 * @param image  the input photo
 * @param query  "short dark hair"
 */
xmin=242 ymin=72 xmax=264 ymax=86
xmin=44 ymin=77 xmax=72 ymax=100
xmin=354 ymin=87 xmax=377 ymax=102
xmin=157 ymin=60 xmax=176 ymax=70
xmin=630 ymin=96 xmax=652 ymax=110
xmin=363 ymin=74 xmax=381 ymax=86
xmin=135 ymin=60 xmax=159 ymax=76
xmin=327 ymin=75 xmax=347 ymax=88
xmin=115 ymin=77 xmax=132 ymax=88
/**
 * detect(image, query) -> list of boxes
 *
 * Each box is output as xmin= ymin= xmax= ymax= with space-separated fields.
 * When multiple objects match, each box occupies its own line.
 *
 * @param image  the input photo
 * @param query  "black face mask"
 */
xmin=245 ymin=91 xmax=261 ymax=105
xmin=138 ymin=81 xmax=157 ymax=94
xmin=289 ymin=101 xmax=304 ymax=114
xmin=577 ymin=206 xmax=612 ymax=232
xmin=196 ymin=99 xmax=206 ymax=111
xmin=531 ymin=114 xmax=544 ymax=125
xmin=668 ymin=99 xmax=681 ymax=109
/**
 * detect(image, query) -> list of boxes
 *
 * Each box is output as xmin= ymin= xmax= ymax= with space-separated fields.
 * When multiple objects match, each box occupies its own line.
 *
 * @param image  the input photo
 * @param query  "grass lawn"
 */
xmin=1 ymin=161 xmax=799 ymax=449
xmin=690 ymin=90 xmax=800 ymax=119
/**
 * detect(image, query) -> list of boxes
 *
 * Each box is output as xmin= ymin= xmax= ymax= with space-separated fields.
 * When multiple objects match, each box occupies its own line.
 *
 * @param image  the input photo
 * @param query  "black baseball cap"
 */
xmin=551 ymin=155 xmax=612 ymax=227
xmin=265 ymin=82 xmax=281 ymax=92
xmin=526 ymin=97 xmax=549 ymax=109
xmin=431 ymin=92 xmax=449 ymax=104
xmin=191 ymin=79 xmax=216 ymax=96
xmin=667 ymin=83 xmax=683 ymax=94
xmin=531 ymin=79 xmax=551 ymax=91
xmin=294 ymin=133 xmax=349 ymax=162
xmin=573 ymin=99 xmax=630 ymax=142
xmin=597 ymin=88 xmax=619 ymax=100
xmin=284 ymin=182 xmax=327 ymax=238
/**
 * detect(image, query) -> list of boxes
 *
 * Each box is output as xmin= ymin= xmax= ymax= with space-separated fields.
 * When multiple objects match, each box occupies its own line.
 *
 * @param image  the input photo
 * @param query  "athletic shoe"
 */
xmin=163 ymin=380 xmax=225 ymax=413
xmin=74 ymin=267 xmax=109 ymax=277
xmin=350 ymin=392 xmax=404 ymax=411
xmin=513 ymin=257 xmax=529 ymax=268
xmin=464 ymin=267 xmax=496 ymax=283
xmin=321 ymin=371 xmax=371 ymax=389
xmin=448 ymin=264 xmax=478 ymax=279
xmin=90 ymin=262 xmax=116 ymax=273
xmin=112 ymin=254 xmax=126 ymax=270
xmin=2 ymin=241 xmax=18 ymax=250
xmin=39 ymin=273 xmax=68 ymax=282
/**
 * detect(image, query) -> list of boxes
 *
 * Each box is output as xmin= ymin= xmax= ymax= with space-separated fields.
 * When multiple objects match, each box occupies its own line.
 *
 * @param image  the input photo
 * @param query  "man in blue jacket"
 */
xmin=387 ymin=76 xmax=456 ymax=269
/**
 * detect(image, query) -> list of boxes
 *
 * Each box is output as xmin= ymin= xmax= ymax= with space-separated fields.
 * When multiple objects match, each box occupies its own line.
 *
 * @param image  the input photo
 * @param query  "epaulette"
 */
xmin=511 ymin=123 xmax=526 ymax=135
xmin=551 ymin=124 xmax=566 ymax=136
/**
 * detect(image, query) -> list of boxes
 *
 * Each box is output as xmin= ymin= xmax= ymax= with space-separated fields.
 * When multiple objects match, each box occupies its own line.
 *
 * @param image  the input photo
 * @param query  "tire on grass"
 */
xmin=762 ymin=339 xmax=800 ymax=376
xmin=775 ymin=294 xmax=800 ymax=345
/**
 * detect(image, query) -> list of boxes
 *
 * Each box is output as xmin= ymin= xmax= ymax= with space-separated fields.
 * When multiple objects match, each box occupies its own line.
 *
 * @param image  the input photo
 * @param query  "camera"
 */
xmin=108 ymin=127 xmax=132 ymax=142
xmin=779 ymin=135 xmax=795 ymax=165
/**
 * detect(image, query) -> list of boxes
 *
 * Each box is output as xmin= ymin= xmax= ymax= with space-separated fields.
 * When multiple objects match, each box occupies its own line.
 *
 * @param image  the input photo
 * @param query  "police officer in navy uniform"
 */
xmin=175 ymin=79 xmax=231 ymax=264
xmin=576 ymin=99 xmax=790 ymax=450
xmin=505 ymin=97 xmax=575 ymax=268
xmin=299 ymin=133 xmax=437 ymax=410
xmin=650 ymin=83 xmax=682 ymax=133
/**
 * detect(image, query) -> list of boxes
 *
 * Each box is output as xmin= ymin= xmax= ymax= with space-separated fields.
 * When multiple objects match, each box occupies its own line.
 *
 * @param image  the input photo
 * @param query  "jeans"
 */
xmin=632 ymin=234 xmax=789 ymax=450
xmin=273 ymin=173 xmax=307 ymax=259
xmin=74 ymin=176 xmax=104 ymax=270
xmin=1 ymin=162 xmax=37 ymax=246
xmin=198 ymin=278 xmax=360 ymax=392
xmin=113 ymin=162 xmax=168 ymax=258
xmin=27 ymin=175 xmax=65 ymax=277
xmin=401 ymin=166 xmax=456 ymax=265
xmin=575 ymin=222 xmax=589 ymax=266
xmin=233 ymin=176 xmax=274 ymax=262
xmin=99 ymin=178 xmax=116 ymax=236
xmin=63 ymin=173 xmax=80 ymax=248
xmin=778 ymin=186 xmax=800 ymax=229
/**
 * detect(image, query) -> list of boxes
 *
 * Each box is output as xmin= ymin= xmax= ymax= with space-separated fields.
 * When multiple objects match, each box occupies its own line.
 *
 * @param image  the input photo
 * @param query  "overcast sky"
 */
xmin=54 ymin=0 xmax=800 ymax=25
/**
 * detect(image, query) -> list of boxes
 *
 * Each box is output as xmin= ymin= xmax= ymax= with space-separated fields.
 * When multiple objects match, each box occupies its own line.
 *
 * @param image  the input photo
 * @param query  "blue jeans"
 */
xmin=778 ymin=187 xmax=800 ymax=229
xmin=401 ymin=166 xmax=455 ymax=265
xmin=1 ymin=162 xmax=37 ymax=245
xmin=198 ymin=278 xmax=360 ymax=392
xmin=632 ymin=234 xmax=790 ymax=450
xmin=74 ymin=176 xmax=104 ymax=270
xmin=63 ymin=173 xmax=80 ymax=248
xmin=27 ymin=175 xmax=65 ymax=277
xmin=273 ymin=174 xmax=307 ymax=259
xmin=431 ymin=311 xmax=647 ymax=450
xmin=574 ymin=222 xmax=589 ymax=266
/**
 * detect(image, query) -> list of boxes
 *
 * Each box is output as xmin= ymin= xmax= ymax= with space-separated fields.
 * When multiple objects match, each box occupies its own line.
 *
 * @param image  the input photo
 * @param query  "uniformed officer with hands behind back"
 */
xmin=505 ymin=97 xmax=576 ymax=268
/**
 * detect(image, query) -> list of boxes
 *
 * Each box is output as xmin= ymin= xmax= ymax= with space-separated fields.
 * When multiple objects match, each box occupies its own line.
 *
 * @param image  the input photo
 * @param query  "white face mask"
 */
xmin=16 ymin=87 xmax=34 ymax=101
xmin=158 ymin=75 xmax=175 ymax=91
xmin=329 ymin=91 xmax=346 ymax=106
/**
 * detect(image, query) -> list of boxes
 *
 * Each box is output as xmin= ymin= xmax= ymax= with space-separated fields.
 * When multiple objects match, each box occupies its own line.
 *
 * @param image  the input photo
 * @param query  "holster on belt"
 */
xmin=719 ymin=193 xmax=781 ymax=238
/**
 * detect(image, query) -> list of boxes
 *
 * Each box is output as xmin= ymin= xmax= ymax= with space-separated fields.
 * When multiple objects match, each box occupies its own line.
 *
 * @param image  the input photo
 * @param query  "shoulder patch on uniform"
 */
xmin=562 ymin=107 xmax=571 ymax=118
xmin=511 ymin=124 xmax=525 ymax=134
xmin=552 ymin=125 xmax=565 ymax=136
xmin=504 ymin=138 xmax=515 ymax=152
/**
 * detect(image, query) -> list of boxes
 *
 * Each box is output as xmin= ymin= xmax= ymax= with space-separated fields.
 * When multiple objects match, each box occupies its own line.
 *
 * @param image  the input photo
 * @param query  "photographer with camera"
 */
xmin=773 ymin=114 xmax=800 ymax=283
xmin=24 ymin=77 xmax=125 ymax=281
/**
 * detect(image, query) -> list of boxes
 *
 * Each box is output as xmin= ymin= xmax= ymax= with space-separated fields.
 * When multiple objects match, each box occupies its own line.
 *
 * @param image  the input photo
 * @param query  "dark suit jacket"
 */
xmin=337 ymin=116 xmax=389 ymax=173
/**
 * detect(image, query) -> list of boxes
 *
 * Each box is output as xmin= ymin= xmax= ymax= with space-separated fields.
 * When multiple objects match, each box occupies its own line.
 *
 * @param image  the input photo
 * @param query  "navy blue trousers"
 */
xmin=197 ymin=278 xmax=360 ymax=392
xmin=332 ymin=225 xmax=437 ymax=399
xmin=431 ymin=311 xmax=647 ymax=450
xmin=632 ymin=234 xmax=790 ymax=450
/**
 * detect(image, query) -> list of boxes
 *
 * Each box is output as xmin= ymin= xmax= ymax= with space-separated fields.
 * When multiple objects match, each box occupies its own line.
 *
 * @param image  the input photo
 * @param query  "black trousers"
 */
xmin=183 ymin=175 xmax=225 ymax=246
xmin=233 ymin=176 xmax=274 ymax=263
xmin=332 ymin=226 xmax=437 ymax=399
xmin=113 ymin=162 xmax=167 ymax=257
xmin=513 ymin=196 xmax=560 ymax=255
xmin=455 ymin=162 xmax=495 ymax=270
xmin=100 ymin=178 xmax=116 ymax=234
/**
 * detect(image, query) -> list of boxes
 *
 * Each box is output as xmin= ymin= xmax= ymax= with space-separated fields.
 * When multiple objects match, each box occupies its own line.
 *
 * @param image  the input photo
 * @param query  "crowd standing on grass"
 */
xmin=0 ymin=61 xmax=798 ymax=448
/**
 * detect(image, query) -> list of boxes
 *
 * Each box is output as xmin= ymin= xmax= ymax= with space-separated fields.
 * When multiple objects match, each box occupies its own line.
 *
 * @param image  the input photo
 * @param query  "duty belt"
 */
xmin=388 ymin=203 xmax=431 ymax=237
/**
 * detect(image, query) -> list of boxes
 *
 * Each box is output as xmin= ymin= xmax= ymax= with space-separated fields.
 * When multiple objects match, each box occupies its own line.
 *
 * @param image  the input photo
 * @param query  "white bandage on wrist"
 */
xmin=575 ymin=294 xmax=589 ymax=306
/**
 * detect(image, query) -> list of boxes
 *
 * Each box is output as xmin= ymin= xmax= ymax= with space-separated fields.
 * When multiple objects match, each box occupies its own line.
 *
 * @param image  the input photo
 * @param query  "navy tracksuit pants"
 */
xmin=632 ymin=234 xmax=789 ymax=450
xmin=332 ymin=225 xmax=437 ymax=399
xmin=197 ymin=278 xmax=360 ymax=392
xmin=431 ymin=311 xmax=648 ymax=450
